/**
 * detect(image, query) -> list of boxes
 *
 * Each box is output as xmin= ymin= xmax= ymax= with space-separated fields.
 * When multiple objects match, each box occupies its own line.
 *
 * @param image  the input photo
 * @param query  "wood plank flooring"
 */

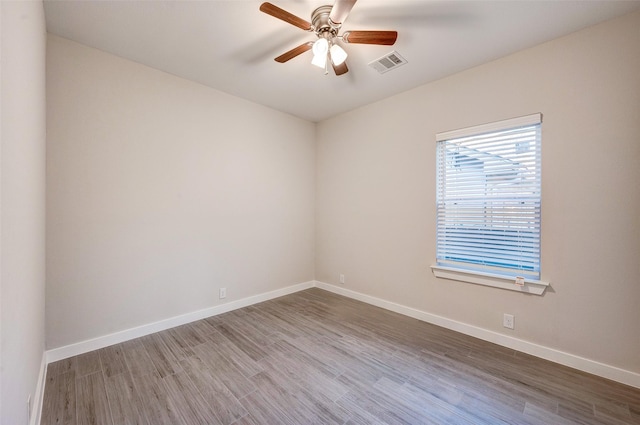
xmin=41 ymin=288 xmax=640 ymax=425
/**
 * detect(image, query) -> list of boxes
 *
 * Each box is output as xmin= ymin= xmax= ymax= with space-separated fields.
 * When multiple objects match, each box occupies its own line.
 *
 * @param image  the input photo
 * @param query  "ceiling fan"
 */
xmin=259 ymin=0 xmax=398 ymax=76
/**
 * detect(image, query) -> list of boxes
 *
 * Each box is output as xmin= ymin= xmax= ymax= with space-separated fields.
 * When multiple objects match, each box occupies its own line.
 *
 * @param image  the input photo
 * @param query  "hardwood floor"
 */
xmin=41 ymin=288 xmax=640 ymax=425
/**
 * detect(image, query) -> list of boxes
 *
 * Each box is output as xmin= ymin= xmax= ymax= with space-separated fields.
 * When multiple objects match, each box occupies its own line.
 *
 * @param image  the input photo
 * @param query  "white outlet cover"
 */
xmin=503 ymin=314 xmax=515 ymax=329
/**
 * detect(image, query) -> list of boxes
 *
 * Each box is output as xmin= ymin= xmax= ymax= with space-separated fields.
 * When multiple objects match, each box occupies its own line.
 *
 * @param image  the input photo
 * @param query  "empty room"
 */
xmin=2 ymin=0 xmax=640 ymax=424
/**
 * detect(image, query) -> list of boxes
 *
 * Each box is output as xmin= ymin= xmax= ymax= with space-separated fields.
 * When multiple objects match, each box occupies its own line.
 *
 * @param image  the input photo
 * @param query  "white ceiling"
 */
xmin=44 ymin=0 xmax=640 ymax=122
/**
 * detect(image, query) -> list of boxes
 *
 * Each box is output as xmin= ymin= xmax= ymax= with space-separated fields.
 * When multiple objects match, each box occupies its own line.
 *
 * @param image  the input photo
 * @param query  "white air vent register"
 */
xmin=369 ymin=51 xmax=407 ymax=74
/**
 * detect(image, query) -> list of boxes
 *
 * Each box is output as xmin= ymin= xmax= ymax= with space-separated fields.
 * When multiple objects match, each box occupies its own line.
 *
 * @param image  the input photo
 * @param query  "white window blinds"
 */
xmin=436 ymin=114 xmax=542 ymax=279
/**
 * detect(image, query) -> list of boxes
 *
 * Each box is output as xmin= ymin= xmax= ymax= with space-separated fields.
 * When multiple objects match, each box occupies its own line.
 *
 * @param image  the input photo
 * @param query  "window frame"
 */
xmin=431 ymin=114 xmax=549 ymax=294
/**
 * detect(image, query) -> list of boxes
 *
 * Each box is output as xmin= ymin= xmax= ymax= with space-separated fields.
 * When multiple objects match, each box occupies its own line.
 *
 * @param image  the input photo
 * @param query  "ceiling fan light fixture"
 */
xmin=311 ymin=52 xmax=327 ymax=68
xmin=311 ymin=38 xmax=329 ymax=68
xmin=312 ymin=38 xmax=328 ymax=56
xmin=330 ymin=43 xmax=347 ymax=66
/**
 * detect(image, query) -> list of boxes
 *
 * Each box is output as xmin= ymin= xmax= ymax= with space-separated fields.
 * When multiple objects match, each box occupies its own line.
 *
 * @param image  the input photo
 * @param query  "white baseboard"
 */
xmin=314 ymin=280 xmax=640 ymax=389
xmin=44 ymin=279 xmax=640 ymax=390
xmin=30 ymin=352 xmax=47 ymax=425
xmin=45 ymin=280 xmax=314 ymax=363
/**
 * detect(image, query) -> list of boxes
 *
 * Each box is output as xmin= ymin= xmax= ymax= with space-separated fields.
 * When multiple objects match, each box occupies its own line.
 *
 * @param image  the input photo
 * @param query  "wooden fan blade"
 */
xmin=329 ymin=0 xmax=357 ymax=25
xmin=332 ymin=61 xmax=349 ymax=76
xmin=259 ymin=2 xmax=312 ymax=31
xmin=274 ymin=42 xmax=313 ymax=63
xmin=342 ymin=30 xmax=398 ymax=45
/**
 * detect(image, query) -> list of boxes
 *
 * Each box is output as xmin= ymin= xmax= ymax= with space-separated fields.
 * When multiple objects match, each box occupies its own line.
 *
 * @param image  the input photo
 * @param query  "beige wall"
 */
xmin=45 ymin=10 xmax=640 ymax=379
xmin=46 ymin=36 xmax=315 ymax=349
xmin=316 ymin=11 xmax=640 ymax=374
xmin=1 ymin=1 xmax=47 ymax=423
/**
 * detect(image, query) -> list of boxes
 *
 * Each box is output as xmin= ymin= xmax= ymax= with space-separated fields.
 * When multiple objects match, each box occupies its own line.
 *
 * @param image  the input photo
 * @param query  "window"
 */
xmin=433 ymin=114 xmax=548 ymax=294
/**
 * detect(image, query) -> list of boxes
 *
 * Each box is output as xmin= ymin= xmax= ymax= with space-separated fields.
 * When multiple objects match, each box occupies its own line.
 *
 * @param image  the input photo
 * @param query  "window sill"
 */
xmin=431 ymin=265 xmax=550 ymax=295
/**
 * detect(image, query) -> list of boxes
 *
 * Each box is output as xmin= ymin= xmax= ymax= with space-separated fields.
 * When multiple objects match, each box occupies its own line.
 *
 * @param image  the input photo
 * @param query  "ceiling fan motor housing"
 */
xmin=312 ymin=5 xmax=340 ymax=39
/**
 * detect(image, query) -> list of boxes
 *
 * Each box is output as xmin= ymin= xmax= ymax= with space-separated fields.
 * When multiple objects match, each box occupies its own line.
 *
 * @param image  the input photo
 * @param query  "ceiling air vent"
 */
xmin=368 ymin=51 xmax=407 ymax=74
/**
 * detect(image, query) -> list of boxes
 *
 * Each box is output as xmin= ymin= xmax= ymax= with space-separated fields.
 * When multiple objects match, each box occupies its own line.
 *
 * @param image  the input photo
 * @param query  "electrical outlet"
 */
xmin=219 ymin=288 xmax=226 ymax=299
xmin=503 ymin=313 xmax=515 ymax=330
xmin=339 ymin=274 xmax=345 ymax=284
